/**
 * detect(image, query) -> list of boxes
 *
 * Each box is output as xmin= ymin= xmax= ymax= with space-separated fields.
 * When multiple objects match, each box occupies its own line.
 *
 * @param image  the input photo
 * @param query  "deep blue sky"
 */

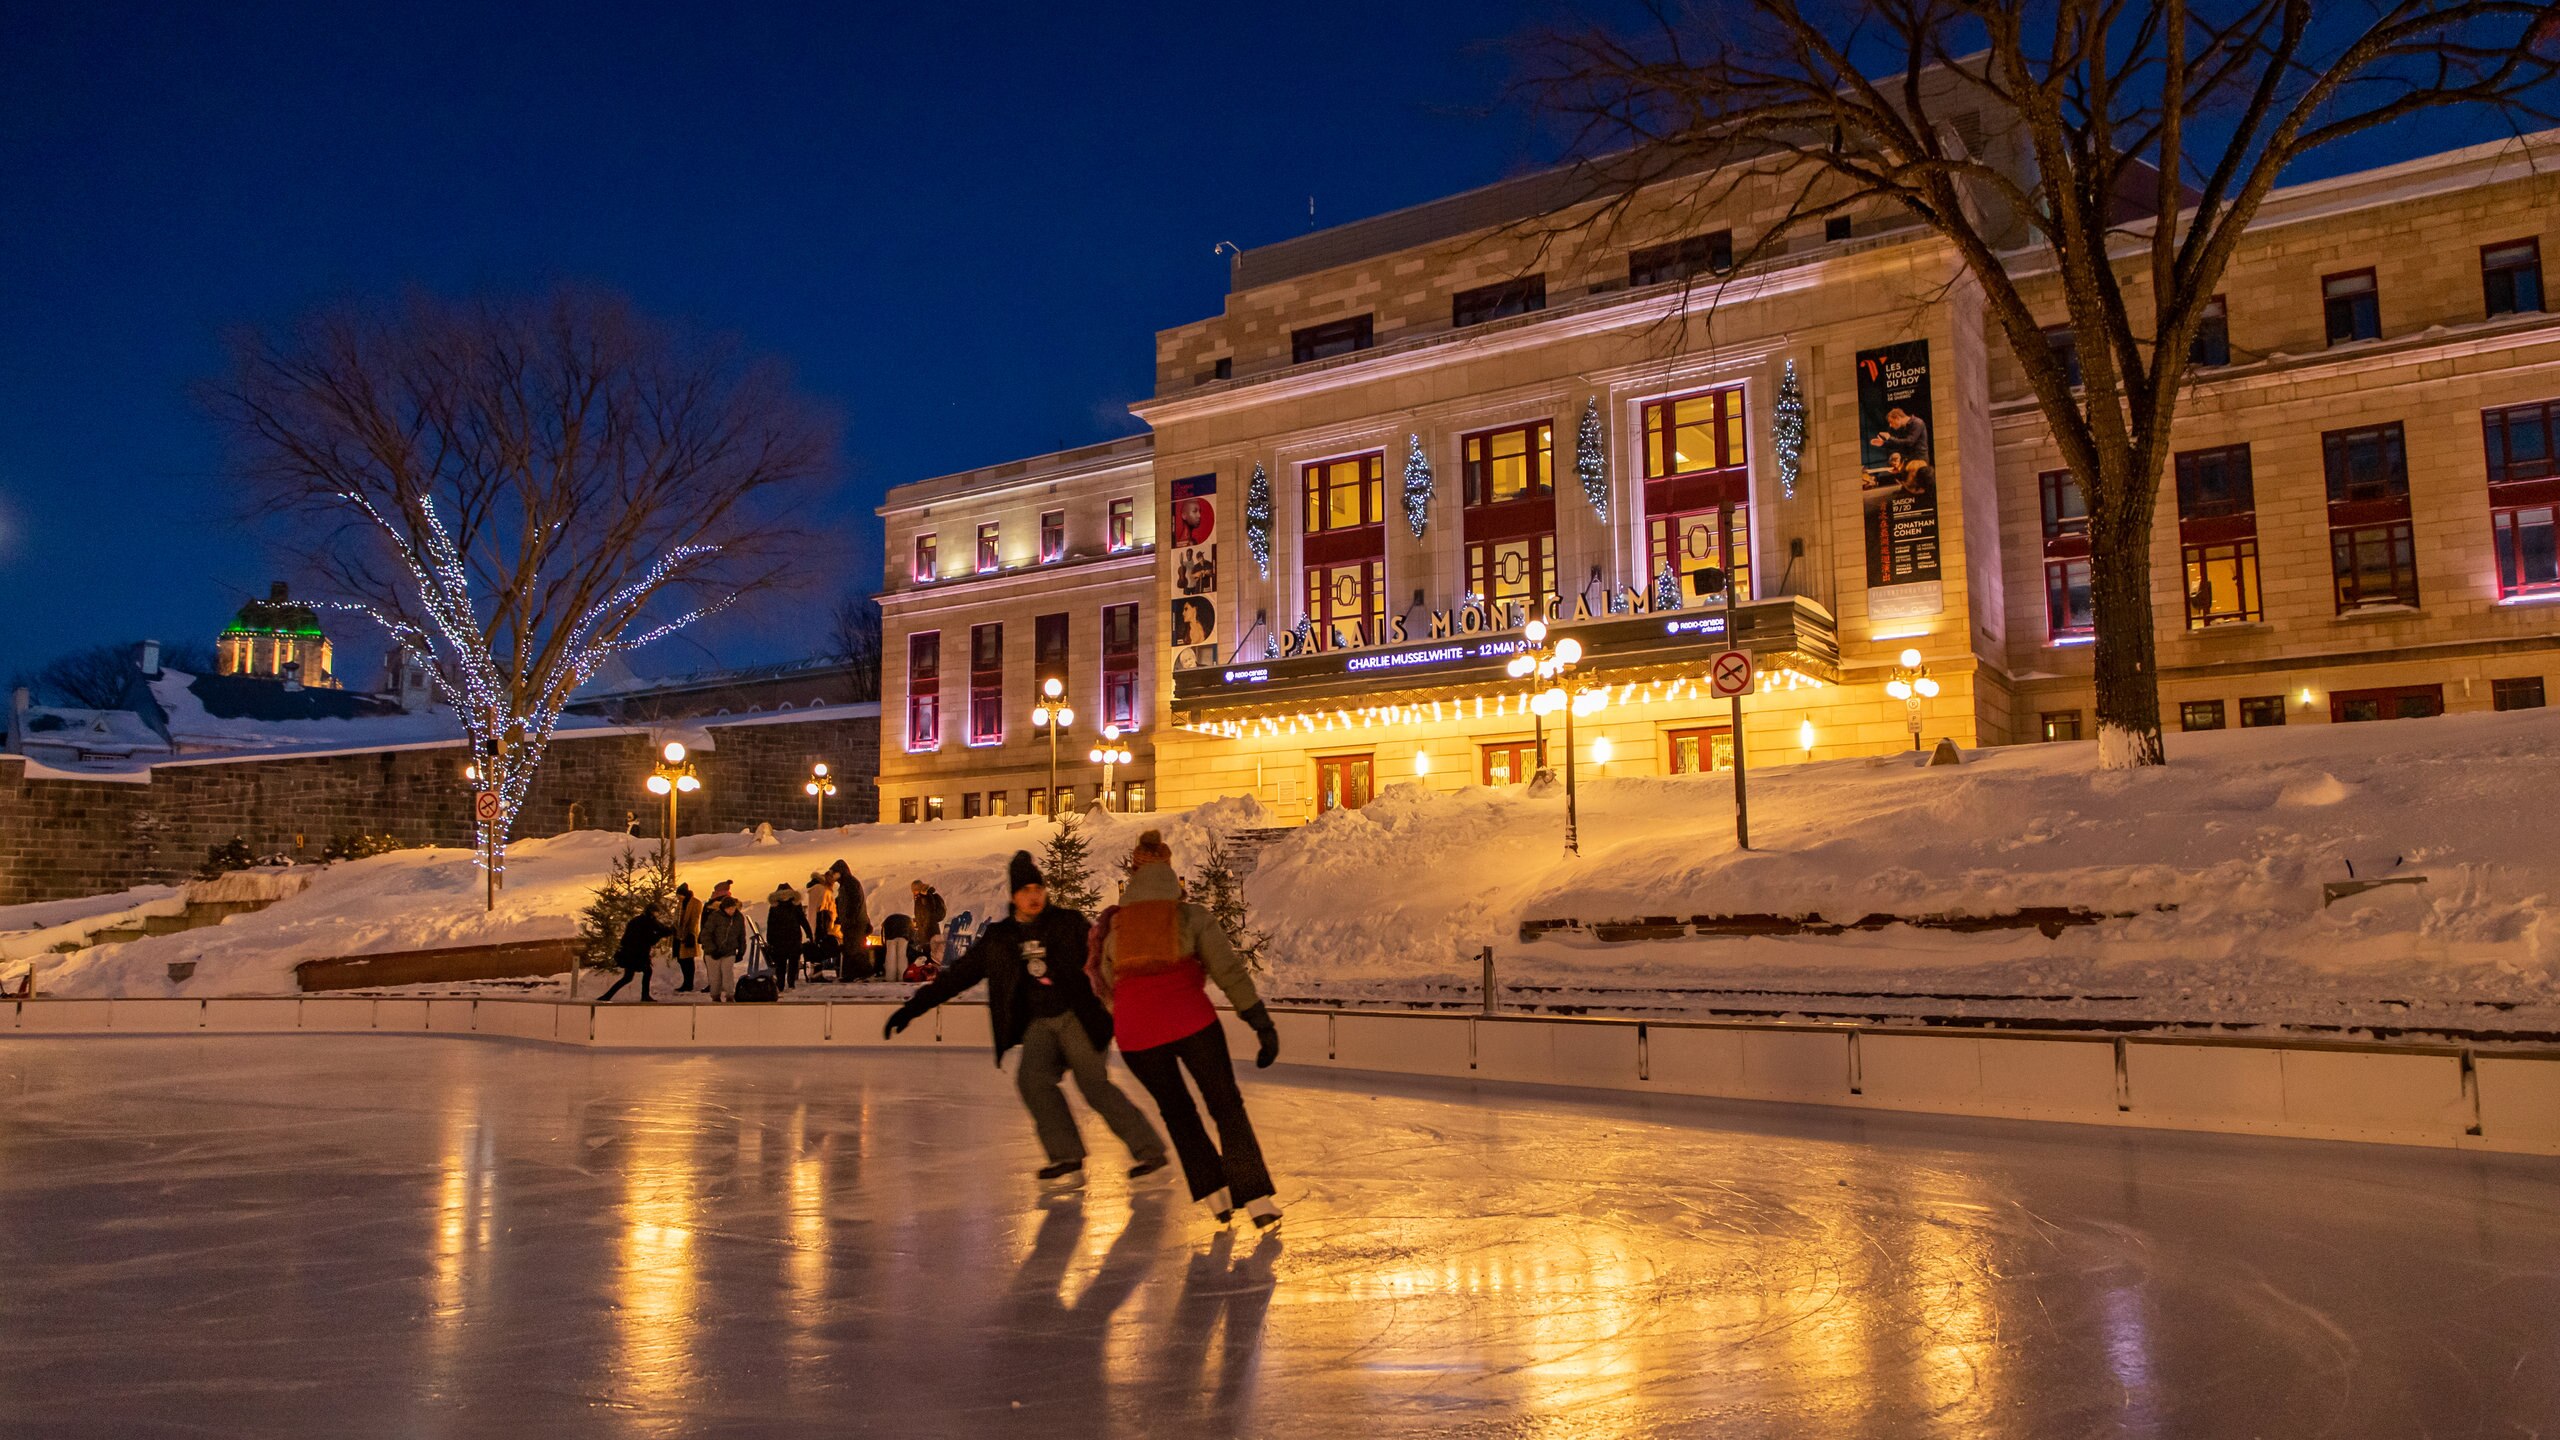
xmin=0 ymin=0 xmax=1551 ymax=683
xmin=0 ymin=2 xmax=2537 ymax=686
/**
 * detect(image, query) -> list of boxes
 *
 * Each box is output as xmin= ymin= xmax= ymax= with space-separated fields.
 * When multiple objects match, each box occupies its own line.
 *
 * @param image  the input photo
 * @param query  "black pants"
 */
xmin=1121 ymin=1022 xmax=1273 ymax=1207
xmin=598 ymin=962 xmax=652 ymax=1002
xmin=675 ymin=955 xmax=697 ymax=991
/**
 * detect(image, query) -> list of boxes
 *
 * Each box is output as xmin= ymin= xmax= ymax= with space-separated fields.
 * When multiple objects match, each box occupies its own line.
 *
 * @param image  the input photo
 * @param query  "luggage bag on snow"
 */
xmin=733 ymin=934 xmax=779 ymax=1004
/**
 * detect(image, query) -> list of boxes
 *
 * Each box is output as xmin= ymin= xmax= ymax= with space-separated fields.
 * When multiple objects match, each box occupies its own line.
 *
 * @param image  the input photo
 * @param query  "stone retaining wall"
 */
xmin=0 ymin=709 xmax=879 ymax=905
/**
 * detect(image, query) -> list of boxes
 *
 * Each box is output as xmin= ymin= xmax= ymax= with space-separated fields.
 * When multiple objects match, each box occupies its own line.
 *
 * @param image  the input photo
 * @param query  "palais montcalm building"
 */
xmin=879 ymin=127 xmax=2560 ymax=824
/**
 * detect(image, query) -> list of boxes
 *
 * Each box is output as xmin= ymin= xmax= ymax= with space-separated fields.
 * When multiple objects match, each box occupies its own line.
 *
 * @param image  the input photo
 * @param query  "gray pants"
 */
xmin=1014 ymin=1012 xmax=1165 ymax=1166
xmin=705 ymin=952 xmax=737 ymax=1000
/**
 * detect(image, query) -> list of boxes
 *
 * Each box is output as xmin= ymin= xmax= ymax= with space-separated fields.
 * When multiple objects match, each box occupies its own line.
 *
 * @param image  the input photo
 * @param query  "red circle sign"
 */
xmin=473 ymin=790 xmax=502 ymax=823
xmin=1709 ymin=649 xmax=1756 ymax=698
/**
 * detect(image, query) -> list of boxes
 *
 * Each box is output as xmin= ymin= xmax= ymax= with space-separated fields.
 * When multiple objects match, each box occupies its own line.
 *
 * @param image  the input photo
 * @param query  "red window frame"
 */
xmin=1480 ymin=740 xmax=1540 ymax=786
xmin=2486 ymin=400 xmax=2560 ymax=599
xmin=1039 ymin=510 xmax=1065 ymax=563
xmin=1665 ymin=725 xmax=1733 ymax=775
xmin=1315 ymin=753 xmax=1375 ymax=813
xmin=1101 ymin=602 xmax=1139 ymax=729
xmin=1463 ymin=421 xmax=1558 ymax=609
xmin=2173 ymin=445 xmax=2262 ymax=628
xmin=1641 ymin=388 xmax=1748 ymax=597
xmin=1304 ymin=452 xmax=1385 ymax=533
xmin=2039 ymin=469 xmax=2093 ymax=641
xmin=1305 ymin=558 xmax=1387 ymax=645
xmin=967 ymin=623 xmax=1003 ymax=745
xmin=1034 ymin=612 xmax=1069 ymax=691
xmin=2323 ymin=422 xmax=2417 ymax=612
xmin=913 ymin=533 xmax=936 ymax=583
xmin=905 ymin=631 xmax=940 ymax=750
xmin=1107 ymin=497 xmax=1135 ymax=551
xmin=975 ymin=523 xmax=999 ymax=573
xmin=2330 ymin=685 xmax=2442 ymax=723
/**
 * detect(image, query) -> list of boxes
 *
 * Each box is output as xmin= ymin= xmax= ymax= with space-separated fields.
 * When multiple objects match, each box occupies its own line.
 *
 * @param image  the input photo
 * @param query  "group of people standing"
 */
xmin=601 ymin=862 xmax=955 ymax=1001
xmin=888 ymin=832 xmax=1282 ymax=1229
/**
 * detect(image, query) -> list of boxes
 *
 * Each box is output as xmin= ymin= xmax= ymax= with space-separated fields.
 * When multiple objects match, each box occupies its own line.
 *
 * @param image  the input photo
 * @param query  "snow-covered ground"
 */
xmin=24 ymin=707 xmax=2560 ymax=1039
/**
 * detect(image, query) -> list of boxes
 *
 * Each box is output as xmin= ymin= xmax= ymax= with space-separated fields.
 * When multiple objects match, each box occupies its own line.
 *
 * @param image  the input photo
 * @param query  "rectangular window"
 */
xmin=987 ymin=791 xmax=1010 ymax=817
xmin=1306 ymin=558 xmax=1387 ymax=643
xmin=899 ymin=797 xmax=918 ymax=824
xmin=2486 ymin=400 xmax=2560 ymax=600
xmin=2039 ymin=469 xmax=2093 ymax=641
xmin=976 ymin=522 xmax=1000 ymax=573
xmin=2485 ymin=399 xmax=2558 ymax=484
xmin=1642 ymin=388 xmax=1747 ymax=480
xmin=1468 ymin=535 xmax=1557 ymax=610
xmin=1452 ymin=275 xmax=1545 ymax=327
xmin=1102 ymin=602 xmax=1139 ymax=730
xmin=1462 ymin=423 xmax=1553 ymax=507
xmin=1648 ymin=508 xmax=1749 ymax=602
xmin=1034 ymin=612 xmax=1069 ymax=690
xmin=1291 ymin=315 xmax=1373 ymax=364
xmin=2174 ymin=446 xmax=2261 ymax=628
xmin=2330 ymin=684 xmax=2442 ymax=723
xmin=2494 ymin=676 xmax=2546 ymax=711
xmin=1824 ymin=216 xmax=1853 ymax=242
xmin=2324 ymin=422 xmax=2418 ymax=612
xmin=2042 ymin=326 xmax=2083 ymax=387
xmin=2484 ymin=239 xmax=2544 ymax=318
xmin=1039 ymin=509 xmax=1065 ymax=563
xmin=1665 ymin=726 xmax=1733 ymax=774
xmin=2494 ymin=505 xmax=2560 ymax=599
xmin=1053 ymin=785 xmax=1076 ymax=814
xmin=2191 ymin=295 xmax=2231 ymax=368
xmin=1629 ymin=231 xmax=1734 ymax=287
xmin=913 ymin=533 xmax=937 ymax=583
xmin=2041 ymin=711 xmax=2083 ymax=742
xmin=1108 ymin=497 xmax=1136 ymax=551
xmin=2323 ymin=268 xmax=2380 ymax=345
xmin=1028 ymin=787 xmax=1049 ymax=819
xmin=2240 ymin=695 xmax=2287 ymax=729
xmin=1303 ymin=453 xmax=1386 ymax=533
xmin=962 ymin=792 xmax=983 ymax=820
xmin=1481 ymin=740 xmax=1541 ymax=786
xmin=1212 ymin=357 xmax=1232 ymax=380
xmin=905 ymin=631 xmax=940 ymax=750
xmin=1641 ymin=387 xmax=1749 ymax=598
xmin=968 ymin=622 xmax=1003 ymax=745
xmin=1123 ymin=781 xmax=1149 ymax=813
xmin=2179 ymin=700 xmax=2227 ymax=732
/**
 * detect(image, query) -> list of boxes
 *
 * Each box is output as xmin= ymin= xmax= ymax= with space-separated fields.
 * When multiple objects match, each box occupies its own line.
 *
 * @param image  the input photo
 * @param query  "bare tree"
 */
xmin=32 ymin=643 xmax=137 ymax=709
xmin=212 ymin=288 xmax=833 ymax=893
xmin=828 ymin=592 xmax=883 ymax=702
xmin=1534 ymin=1 xmax=2560 ymax=766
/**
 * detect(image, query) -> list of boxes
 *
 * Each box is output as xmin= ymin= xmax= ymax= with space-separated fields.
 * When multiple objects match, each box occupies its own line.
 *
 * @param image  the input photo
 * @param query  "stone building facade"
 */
xmin=874 ymin=435 xmax=1158 ymax=821
xmin=0 ymin=708 xmax=878 ymax=905
xmin=876 ymin=125 xmax=2560 ymax=823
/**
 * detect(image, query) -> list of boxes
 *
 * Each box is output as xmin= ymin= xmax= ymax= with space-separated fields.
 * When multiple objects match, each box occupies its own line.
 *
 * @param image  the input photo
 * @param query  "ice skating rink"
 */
xmin=2 ymin=1037 xmax=2554 ymax=1438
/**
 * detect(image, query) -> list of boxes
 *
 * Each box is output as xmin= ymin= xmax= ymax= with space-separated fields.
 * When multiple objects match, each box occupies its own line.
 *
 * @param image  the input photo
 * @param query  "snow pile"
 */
xmin=1243 ymin=707 xmax=2560 ymax=1032
xmin=34 ymin=800 xmax=1269 ymax=999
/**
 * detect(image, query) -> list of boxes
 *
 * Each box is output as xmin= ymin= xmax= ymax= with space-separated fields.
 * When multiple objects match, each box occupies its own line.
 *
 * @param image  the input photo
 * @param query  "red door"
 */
xmin=1315 ymin=754 xmax=1375 ymax=813
xmin=1481 ymin=741 xmax=1541 ymax=785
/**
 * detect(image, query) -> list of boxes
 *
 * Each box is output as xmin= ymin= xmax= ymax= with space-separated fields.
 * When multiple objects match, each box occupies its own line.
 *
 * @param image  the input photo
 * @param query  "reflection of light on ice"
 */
xmin=618 ymin=1118 xmax=703 ymax=1402
xmin=785 ymin=1108 xmax=829 ymax=1320
xmin=430 ymin=1088 xmax=494 ymax=1378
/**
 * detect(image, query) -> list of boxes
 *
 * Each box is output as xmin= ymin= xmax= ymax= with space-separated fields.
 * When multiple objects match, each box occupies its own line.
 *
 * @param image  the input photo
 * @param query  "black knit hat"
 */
xmin=1007 ymin=850 xmax=1044 ymax=894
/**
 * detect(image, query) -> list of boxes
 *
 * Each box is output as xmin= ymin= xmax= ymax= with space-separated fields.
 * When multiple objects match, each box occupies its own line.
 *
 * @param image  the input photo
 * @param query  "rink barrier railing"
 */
xmin=5 ymin=995 xmax=2556 ymax=1157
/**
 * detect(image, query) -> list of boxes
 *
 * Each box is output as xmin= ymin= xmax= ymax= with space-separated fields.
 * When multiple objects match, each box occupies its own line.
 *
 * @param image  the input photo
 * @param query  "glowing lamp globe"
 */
xmin=1056 ymin=707 xmax=1074 ymax=728
xmin=1554 ymin=637 xmax=1583 ymax=666
xmin=1042 ymin=677 xmax=1064 ymax=700
xmin=646 ymin=774 xmax=674 ymax=796
xmin=676 ymin=775 xmax=700 ymax=793
xmin=805 ymin=781 xmax=820 ymax=796
xmin=812 ymin=763 xmax=828 ymax=778
xmin=1031 ymin=705 xmax=1050 ymax=727
xmin=1524 ymin=618 xmax=1548 ymax=644
xmin=1898 ymin=648 xmax=1923 ymax=669
xmin=662 ymin=741 xmax=687 ymax=764
xmin=1506 ymin=655 xmax=1535 ymax=679
xmin=1916 ymin=677 xmax=1941 ymax=698
xmin=1886 ymin=679 xmax=1913 ymax=700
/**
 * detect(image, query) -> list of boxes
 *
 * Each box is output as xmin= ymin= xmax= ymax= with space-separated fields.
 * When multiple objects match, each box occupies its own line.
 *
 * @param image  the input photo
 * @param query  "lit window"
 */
xmin=1303 ymin=453 xmax=1385 ymax=533
xmin=2179 ymin=700 xmax=2226 ymax=732
xmin=2040 ymin=711 xmax=2083 ymax=742
xmin=913 ymin=533 xmax=936 ymax=582
xmin=2239 ymin=696 xmax=2286 ymax=729
xmin=2174 ymin=446 xmax=2261 ymax=628
xmin=1108 ymin=497 xmax=1135 ymax=551
xmin=968 ymin=623 xmax=1003 ymax=745
xmin=1462 ymin=423 xmax=1553 ymax=507
xmin=976 ymin=523 xmax=999 ymax=573
xmin=905 ymin=632 xmax=940 ymax=750
xmin=1039 ymin=510 xmax=1065 ymax=563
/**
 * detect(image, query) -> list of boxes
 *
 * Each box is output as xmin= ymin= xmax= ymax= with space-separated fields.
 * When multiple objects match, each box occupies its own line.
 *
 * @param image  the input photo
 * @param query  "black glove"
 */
xmin=883 ymin=1008 xmax=914 ymax=1039
xmin=1239 ymin=1003 xmax=1279 ymax=1069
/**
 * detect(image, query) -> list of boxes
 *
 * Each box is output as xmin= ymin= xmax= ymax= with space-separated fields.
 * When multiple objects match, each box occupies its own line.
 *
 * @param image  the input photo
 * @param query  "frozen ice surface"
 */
xmin=1 ymin=1037 xmax=2555 ymax=1438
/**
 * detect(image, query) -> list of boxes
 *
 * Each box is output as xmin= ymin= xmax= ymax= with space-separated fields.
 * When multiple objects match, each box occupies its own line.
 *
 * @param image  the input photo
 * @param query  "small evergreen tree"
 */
xmin=1401 ymin=433 xmax=1434 ymax=539
xmin=1040 ymin=812 xmax=1101 ymax=915
xmin=198 ymin=836 xmax=255 ymax=879
xmin=577 ymin=849 xmax=674 ymax=969
xmin=1654 ymin=561 xmax=1684 ymax=611
xmin=1772 ymin=359 xmax=1806 ymax=500
xmin=1189 ymin=840 xmax=1270 ymax=973
xmin=1575 ymin=396 xmax=1609 ymax=518
xmin=1244 ymin=463 xmax=1273 ymax=578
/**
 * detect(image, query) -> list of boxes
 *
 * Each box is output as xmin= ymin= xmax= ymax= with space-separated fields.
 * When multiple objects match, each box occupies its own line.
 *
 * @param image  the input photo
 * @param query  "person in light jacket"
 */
xmin=699 ymin=880 xmax=747 ymax=1001
xmin=1096 ymin=831 xmax=1282 ymax=1228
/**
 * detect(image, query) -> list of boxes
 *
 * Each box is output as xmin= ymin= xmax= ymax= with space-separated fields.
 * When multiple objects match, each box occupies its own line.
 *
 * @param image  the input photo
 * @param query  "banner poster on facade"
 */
xmin=1856 ymin=339 xmax=1944 ymax=593
xmin=1169 ymin=472 xmax=1220 ymax=671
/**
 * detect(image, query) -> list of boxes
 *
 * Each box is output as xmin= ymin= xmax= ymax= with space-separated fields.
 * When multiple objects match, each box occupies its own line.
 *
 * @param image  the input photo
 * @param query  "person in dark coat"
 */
xmin=700 ymin=880 xmax=747 ymax=1001
xmin=671 ymin=883 xmax=703 ymax=993
xmin=599 ymin=900 xmax=673 ymax=1002
xmin=829 ymin=860 xmax=871 ymax=980
xmin=910 ymin=880 xmax=947 ymax=968
xmin=765 ymin=883 xmax=809 ymax=990
xmin=887 ymin=851 xmax=1167 ymax=1183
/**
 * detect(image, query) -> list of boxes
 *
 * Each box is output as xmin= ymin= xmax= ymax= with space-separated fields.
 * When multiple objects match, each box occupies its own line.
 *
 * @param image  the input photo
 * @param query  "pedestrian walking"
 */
xmin=910 ymin=879 xmax=946 ymax=968
xmin=598 ymin=899 xmax=673 ymax=1003
xmin=672 ymin=883 xmax=704 ymax=993
xmin=700 ymin=880 xmax=747 ymax=1001
xmin=830 ymin=860 xmax=871 ymax=980
xmin=1095 ymin=831 xmax=1283 ymax=1228
xmin=765 ymin=882 xmax=809 ymax=990
xmin=886 ymin=851 xmax=1169 ymax=1185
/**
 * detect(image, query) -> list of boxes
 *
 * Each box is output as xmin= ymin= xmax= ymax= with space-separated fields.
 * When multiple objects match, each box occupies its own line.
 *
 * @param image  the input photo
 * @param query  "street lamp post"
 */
xmin=1885 ymin=648 xmax=1940 ymax=751
xmin=1088 ymin=724 xmax=1133 ymax=812
xmin=645 ymin=741 xmax=701 ymax=880
xmin=1029 ymin=678 xmax=1073 ymax=818
xmin=803 ymin=761 xmax=837 ymax=829
xmin=1506 ymin=617 xmax=1599 ymax=855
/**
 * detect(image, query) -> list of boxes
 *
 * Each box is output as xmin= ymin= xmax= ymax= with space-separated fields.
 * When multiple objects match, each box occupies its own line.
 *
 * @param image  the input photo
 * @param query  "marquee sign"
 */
xmin=1175 ymin=594 xmax=1839 ymax=716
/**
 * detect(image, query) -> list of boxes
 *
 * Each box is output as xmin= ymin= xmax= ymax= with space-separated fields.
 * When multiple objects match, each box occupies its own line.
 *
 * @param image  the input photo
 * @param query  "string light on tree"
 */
xmin=1402 ymin=433 xmax=1434 ymax=539
xmin=1773 ymin=358 xmax=1807 ymax=501
xmin=1575 ymin=396 xmax=1609 ymax=518
xmin=1245 ymin=464 xmax=1273 ymax=579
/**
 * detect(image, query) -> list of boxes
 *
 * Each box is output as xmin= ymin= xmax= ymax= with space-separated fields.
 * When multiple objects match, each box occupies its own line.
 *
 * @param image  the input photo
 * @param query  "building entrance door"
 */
xmin=1481 ymin=740 xmax=1540 ymax=786
xmin=1315 ymin=753 xmax=1374 ymax=813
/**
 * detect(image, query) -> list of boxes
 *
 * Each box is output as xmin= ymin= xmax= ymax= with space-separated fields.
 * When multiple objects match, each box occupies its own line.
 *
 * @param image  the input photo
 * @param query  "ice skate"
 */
xmin=1127 ymin=1155 xmax=1169 ymax=1181
xmin=1245 ymin=1196 xmax=1282 ymax=1230
xmin=1036 ymin=1158 xmax=1085 ymax=1187
xmin=1202 ymin=1185 xmax=1233 ymax=1223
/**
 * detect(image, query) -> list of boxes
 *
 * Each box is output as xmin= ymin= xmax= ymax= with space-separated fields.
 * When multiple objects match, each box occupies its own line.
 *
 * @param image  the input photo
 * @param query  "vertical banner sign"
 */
xmin=1855 ymin=340 xmax=1943 ymax=592
xmin=1169 ymin=473 xmax=1221 ymax=671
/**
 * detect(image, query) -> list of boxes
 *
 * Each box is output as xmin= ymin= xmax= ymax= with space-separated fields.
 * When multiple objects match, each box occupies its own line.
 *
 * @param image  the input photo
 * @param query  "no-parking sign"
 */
xmin=473 ymin=790 xmax=502 ymax=824
xmin=1708 ymin=649 xmax=1756 ymax=699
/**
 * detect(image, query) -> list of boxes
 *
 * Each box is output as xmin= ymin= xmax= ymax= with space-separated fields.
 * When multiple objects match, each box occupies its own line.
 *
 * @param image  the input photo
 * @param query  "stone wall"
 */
xmin=0 ymin=708 xmax=880 ymax=906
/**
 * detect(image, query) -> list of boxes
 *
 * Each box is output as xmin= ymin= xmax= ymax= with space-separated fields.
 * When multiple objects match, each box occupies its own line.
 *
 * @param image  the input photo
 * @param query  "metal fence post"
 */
xmin=1480 ymin=946 xmax=1496 ymax=1016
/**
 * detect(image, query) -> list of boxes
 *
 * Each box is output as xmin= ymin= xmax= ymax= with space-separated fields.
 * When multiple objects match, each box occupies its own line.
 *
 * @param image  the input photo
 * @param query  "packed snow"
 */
xmin=22 ymin=706 xmax=2560 ymax=1039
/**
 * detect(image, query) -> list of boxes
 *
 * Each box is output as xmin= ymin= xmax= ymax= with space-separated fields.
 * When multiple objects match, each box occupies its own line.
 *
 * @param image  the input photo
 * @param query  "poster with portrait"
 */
xmin=1855 ymin=340 xmax=1943 ymax=590
xmin=1168 ymin=473 xmax=1220 ymax=669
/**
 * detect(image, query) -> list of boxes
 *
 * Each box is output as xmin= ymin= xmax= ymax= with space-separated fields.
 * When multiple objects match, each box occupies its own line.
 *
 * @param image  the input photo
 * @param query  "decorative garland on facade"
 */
xmin=1575 ymin=397 xmax=1609 ymax=519
xmin=1773 ymin=358 xmax=1806 ymax=500
xmin=1245 ymin=463 xmax=1272 ymax=579
xmin=1402 ymin=434 xmax=1434 ymax=539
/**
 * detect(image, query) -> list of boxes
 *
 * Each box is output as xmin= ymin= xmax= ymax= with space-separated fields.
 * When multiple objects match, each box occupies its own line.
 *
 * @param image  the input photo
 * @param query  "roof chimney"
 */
xmin=269 ymin=581 xmax=290 ymax=602
xmin=135 ymin=639 xmax=161 ymax=679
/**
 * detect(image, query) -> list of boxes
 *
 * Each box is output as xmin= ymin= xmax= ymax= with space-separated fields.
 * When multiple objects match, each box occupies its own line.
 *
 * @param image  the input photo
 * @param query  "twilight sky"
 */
xmin=0 ymin=2 xmax=2532 ymax=687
